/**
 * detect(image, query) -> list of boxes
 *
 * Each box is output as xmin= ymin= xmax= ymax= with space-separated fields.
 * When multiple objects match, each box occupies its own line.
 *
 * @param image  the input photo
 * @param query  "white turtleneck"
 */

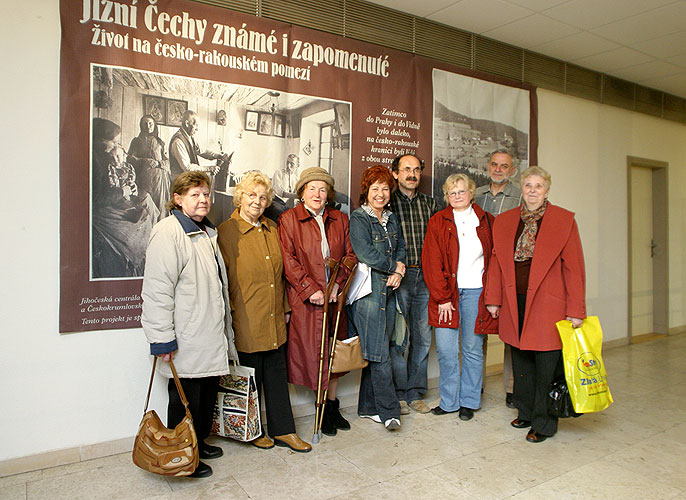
xmin=452 ymin=206 xmax=484 ymax=288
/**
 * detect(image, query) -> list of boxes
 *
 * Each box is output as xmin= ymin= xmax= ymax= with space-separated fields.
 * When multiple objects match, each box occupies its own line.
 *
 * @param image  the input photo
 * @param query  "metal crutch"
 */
xmin=315 ymin=256 xmax=358 ymax=437
xmin=312 ymin=257 xmax=340 ymax=444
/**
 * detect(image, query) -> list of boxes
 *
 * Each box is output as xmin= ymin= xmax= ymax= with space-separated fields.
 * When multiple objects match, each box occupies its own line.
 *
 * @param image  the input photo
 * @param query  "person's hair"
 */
xmin=489 ymin=149 xmax=513 ymax=164
xmin=296 ymin=181 xmax=336 ymax=206
xmin=138 ymin=114 xmax=159 ymax=137
xmin=181 ymin=110 xmax=197 ymax=124
xmin=520 ymin=166 xmax=552 ymax=190
xmin=286 ymin=154 xmax=299 ymax=166
xmin=165 ymin=171 xmax=211 ymax=212
xmin=442 ymin=173 xmax=476 ymax=204
xmin=92 ymin=118 xmax=121 ymax=142
xmin=358 ymin=165 xmax=395 ymax=206
xmin=233 ymin=170 xmax=274 ymax=208
xmin=391 ymin=154 xmax=425 ymax=172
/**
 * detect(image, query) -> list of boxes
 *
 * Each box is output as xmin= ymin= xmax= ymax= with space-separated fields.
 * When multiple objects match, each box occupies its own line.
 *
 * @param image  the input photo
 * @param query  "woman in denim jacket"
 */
xmin=348 ymin=165 xmax=407 ymax=431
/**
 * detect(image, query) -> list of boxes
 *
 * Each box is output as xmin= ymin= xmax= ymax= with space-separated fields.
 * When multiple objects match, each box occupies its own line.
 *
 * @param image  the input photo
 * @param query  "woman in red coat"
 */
xmin=422 ymin=174 xmax=497 ymax=421
xmin=485 ymin=166 xmax=586 ymax=443
xmin=278 ymin=167 xmax=356 ymax=436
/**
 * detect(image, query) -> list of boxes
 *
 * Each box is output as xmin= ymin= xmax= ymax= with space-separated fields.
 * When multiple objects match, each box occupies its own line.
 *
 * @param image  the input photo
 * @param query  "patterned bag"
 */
xmin=212 ymin=362 xmax=261 ymax=442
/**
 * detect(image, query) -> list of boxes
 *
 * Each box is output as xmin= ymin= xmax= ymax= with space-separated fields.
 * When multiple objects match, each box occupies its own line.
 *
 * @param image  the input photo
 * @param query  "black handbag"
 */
xmin=548 ymin=376 xmax=582 ymax=418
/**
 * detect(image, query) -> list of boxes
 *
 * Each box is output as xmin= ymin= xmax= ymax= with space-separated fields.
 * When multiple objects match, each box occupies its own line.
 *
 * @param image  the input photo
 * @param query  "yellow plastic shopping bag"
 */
xmin=555 ymin=316 xmax=613 ymax=413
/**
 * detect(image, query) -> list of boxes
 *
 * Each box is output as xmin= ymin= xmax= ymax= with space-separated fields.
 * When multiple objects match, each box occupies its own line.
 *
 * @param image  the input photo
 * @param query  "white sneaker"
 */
xmin=359 ymin=414 xmax=382 ymax=423
xmin=384 ymin=418 xmax=401 ymax=430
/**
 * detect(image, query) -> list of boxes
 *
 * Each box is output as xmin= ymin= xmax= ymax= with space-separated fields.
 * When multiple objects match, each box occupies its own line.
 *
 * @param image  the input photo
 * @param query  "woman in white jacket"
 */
xmin=141 ymin=171 xmax=238 ymax=479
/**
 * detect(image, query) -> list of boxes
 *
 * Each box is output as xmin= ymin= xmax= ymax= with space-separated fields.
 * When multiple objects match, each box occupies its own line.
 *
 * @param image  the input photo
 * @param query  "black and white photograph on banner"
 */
xmin=90 ymin=64 xmax=352 ymax=280
xmin=431 ymin=68 xmax=530 ymax=204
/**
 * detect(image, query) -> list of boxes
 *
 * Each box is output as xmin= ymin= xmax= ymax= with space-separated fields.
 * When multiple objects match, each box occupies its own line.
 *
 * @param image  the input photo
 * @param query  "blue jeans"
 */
xmin=390 ymin=268 xmax=432 ymax=402
xmin=358 ymin=293 xmax=401 ymax=421
xmin=435 ymin=288 xmax=484 ymax=411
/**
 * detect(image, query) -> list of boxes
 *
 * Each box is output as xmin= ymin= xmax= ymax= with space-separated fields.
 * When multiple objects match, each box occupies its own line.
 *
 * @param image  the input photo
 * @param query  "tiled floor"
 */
xmin=2 ymin=333 xmax=686 ymax=500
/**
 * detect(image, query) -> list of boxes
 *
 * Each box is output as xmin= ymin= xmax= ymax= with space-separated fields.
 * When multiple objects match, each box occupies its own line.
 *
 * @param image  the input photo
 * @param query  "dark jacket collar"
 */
xmin=172 ymin=209 xmax=215 ymax=234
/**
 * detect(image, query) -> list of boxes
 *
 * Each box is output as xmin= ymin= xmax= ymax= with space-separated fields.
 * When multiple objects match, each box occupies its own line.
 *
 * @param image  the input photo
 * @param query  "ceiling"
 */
xmin=365 ymin=0 xmax=686 ymax=99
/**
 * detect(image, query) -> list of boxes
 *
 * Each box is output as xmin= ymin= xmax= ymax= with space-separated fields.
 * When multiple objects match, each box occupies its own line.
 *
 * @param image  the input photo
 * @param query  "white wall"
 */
xmin=1 ymin=1 xmax=685 ymax=465
xmin=536 ymin=90 xmax=686 ymax=340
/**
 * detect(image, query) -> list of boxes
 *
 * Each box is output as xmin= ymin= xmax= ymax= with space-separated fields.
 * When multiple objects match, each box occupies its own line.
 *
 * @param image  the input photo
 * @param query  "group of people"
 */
xmin=140 ymin=149 xmax=586 ymax=478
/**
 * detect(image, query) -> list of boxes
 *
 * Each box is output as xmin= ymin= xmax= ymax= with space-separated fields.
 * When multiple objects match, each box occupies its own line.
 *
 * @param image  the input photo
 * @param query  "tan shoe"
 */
xmin=251 ymin=435 xmax=275 ymax=449
xmin=399 ymin=400 xmax=411 ymax=415
xmin=273 ymin=433 xmax=312 ymax=453
xmin=409 ymin=399 xmax=431 ymax=414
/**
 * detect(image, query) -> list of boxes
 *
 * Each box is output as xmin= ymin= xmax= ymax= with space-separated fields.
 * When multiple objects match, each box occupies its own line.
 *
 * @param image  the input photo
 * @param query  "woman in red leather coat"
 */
xmin=278 ymin=167 xmax=356 ymax=436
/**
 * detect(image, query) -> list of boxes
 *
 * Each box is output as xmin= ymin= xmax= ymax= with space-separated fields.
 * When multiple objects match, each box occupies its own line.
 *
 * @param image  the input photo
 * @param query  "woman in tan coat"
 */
xmin=217 ymin=171 xmax=310 ymax=453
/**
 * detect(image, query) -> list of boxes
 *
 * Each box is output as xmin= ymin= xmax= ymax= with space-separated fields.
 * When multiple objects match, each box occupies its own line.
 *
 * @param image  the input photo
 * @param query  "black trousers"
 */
xmin=512 ymin=293 xmax=563 ymax=437
xmin=167 ymin=376 xmax=219 ymax=445
xmin=238 ymin=344 xmax=296 ymax=437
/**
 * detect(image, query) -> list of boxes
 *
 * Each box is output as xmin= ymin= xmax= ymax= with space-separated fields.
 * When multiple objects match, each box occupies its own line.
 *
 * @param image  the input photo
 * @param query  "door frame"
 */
xmin=627 ymin=156 xmax=669 ymax=341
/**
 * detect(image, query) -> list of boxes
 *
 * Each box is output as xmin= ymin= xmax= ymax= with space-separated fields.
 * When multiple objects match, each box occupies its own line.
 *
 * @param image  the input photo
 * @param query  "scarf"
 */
xmin=514 ymin=200 xmax=548 ymax=261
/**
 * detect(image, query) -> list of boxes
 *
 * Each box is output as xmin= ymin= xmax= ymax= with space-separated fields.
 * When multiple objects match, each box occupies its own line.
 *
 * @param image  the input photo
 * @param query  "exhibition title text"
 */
xmin=80 ymin=0 xmax=390 ymax=79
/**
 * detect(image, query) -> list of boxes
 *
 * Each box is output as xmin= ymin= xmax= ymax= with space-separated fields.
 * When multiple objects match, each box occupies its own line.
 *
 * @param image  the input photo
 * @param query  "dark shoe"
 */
xmin=431 ymin=406 xmax=458 ymax=416
xmin=320 ymin=402 xmax=337 ymax=436
xmin=458 ymin=407 xmax=474 ymax=421
xmin=251 ymin=435 xmax=275 ymax=449
xmin=274 ymin=433 xmax=312 ymax=453
xmin=189 ymin=461 xmax=213 ymax=478
xmin=526 ymin=430 xmax=549 ymax=443
xmin=328 ymin=398 xmax=351 ymax=430
xmin=510 ymin=418 xmax=531 ymax=429
xmin=505 ymin=393 xmax=516 ymax=409
xmin=199 ymin=443 xmax=223 ymax=459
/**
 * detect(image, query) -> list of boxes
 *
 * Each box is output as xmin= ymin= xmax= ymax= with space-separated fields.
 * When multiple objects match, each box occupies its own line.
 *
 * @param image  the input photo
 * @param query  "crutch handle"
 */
xmin=322 ymin=257 xmax=340 ymax=314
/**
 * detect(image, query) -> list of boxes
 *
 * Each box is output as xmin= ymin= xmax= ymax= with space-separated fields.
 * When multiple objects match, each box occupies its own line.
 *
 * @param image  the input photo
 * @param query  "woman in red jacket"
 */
xmin=422 ymin=173 xmax=497 ymax=421
xmin=485 ymin=166 xmax=586 ymax=443
xmin=278 ymin=167 xmax=356 ymax=437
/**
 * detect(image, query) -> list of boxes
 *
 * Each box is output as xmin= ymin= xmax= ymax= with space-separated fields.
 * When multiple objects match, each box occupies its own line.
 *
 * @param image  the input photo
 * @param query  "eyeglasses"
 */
xmin=247 ymin=192 xmax=269 ymax=203
xmin=399 ymin=167 xmax=421 ymax=175
xmin=447 ymin=190 xmax=468 ymax=197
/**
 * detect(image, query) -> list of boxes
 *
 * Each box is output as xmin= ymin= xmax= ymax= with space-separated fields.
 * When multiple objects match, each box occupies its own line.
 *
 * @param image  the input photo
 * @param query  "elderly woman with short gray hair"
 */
xmin=218 ymin=171 xmax=311 ymax=453
xmin=422 ymin=173 xmax=497 ymax=421
xmin=485 ymin=166 xmax=587 ymax=443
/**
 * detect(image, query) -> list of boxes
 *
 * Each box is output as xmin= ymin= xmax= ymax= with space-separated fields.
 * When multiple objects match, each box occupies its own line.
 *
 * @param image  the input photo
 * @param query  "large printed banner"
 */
xmin=59 ymin=0 xmax=537 ymax=333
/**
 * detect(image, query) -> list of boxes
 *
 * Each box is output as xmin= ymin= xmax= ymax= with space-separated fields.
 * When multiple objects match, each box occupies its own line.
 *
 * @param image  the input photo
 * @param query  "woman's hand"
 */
xmin=329 ymin=282 xmax=340 ymax=303
xmin=566 ymin=316 xmax=584 ymax=328
xmin=309 ymin=290 xmax=325 ymax=305
xmin=486 ymin=305 xmax=500 ymax=319
xmin=394 ymin=262 xmax=406 ymax=277
xmin=387 ymin=272 xmax=402 ymax=289
xmin=285 ymin=313 xmax=291 ymax=324
xmin=438 ymin=302 xmax=456 ymax=323
xmin=156 ymin=350 xmax=176 ymax=362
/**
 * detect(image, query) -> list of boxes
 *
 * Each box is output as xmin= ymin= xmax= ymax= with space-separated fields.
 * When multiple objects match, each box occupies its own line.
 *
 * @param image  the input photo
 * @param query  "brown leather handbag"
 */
xmin=331 ymin=336 xmax=368 ymax=373
xmin=132 ymin=358 xmax=199 ymax=476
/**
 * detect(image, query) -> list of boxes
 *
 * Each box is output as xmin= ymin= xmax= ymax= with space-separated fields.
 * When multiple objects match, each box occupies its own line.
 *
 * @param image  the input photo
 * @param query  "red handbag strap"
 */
xmin=143 ymin=357 xmax=191 ymax=417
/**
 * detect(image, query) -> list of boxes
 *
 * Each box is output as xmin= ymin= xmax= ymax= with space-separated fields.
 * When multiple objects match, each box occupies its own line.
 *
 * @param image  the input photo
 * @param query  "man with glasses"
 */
xmin=389 ymin=154 xmax=438 ymax=414
xmin=474 ymin=149 xmax=522 ymax=408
